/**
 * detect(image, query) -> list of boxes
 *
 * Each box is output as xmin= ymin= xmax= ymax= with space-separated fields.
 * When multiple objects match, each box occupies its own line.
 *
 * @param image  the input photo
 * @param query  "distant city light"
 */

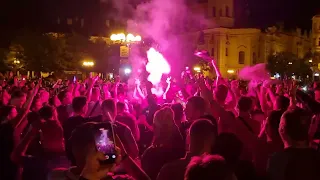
xmin=227 ymin=69 xmax=235 ymax=74
xmin=83 ymin=61 xmax=94 ymax=67
xmin=124 ymin=68 xmax=132 ymax=74
xmin=193 ymin=66 xmax=201 ymax=72
xmin=110 ymin=33 xmax=142 ymax=42
xmin=302 ymin=86 xmax=308 ymax=91
xmin=13 ymin=60 xmax=20 ymax=64
xmin=288 ymin=62 xmax=293 ymax=65
xmin=109 ymin=73 xmax=113 ymax=79
xmin=309 ymin=59 xmax=313 ymax=63
xmin=315 ymin=73 xmax=320 ymax=77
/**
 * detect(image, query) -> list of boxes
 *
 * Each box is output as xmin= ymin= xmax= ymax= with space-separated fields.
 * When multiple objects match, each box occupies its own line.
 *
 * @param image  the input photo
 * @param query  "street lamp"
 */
xmin=110 ymin=33 xmax=142 ymax=43
xmin=124 ymin=68 xmax=132 ymax=75
xmin=193 ymin=66 xmax=201 ymax=73
xmin=13 ymin=60 xmax=20 ymax=64
xmin=227 ymin=69 xmax=235 ymax=74
xmin=83 ymin=61 xmax=94 ymax=67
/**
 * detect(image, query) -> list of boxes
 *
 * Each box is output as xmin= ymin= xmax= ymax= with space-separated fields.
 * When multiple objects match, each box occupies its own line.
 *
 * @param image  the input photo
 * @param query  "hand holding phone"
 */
xmin=94 ymin=124 xmax=117 ymax=164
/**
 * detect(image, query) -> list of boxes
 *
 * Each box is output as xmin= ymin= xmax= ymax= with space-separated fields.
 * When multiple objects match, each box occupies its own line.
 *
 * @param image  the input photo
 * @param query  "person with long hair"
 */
xmin=141 ymin=107 xmax=185 ymax=180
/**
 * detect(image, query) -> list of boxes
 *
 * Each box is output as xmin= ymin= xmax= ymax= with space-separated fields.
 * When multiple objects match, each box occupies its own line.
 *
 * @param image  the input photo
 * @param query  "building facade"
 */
xmin=183 ymin=0 xmax=314 ymax=77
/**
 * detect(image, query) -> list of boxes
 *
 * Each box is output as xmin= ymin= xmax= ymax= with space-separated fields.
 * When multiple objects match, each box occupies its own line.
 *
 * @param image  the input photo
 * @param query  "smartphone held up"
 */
xmin=94 ymin=124 xmax=117 ymax=164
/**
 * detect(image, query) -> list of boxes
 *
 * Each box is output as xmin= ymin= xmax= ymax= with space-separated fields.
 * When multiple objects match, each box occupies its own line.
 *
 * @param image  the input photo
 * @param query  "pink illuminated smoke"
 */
xmin=146 ymin=48 xmax=171 ymax=85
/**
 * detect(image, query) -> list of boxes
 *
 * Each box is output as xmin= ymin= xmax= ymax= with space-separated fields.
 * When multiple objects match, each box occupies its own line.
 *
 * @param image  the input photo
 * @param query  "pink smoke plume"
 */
xmin=146 ymin=48 xmax=171 ymax=85
xmin=238 ymin=63 xmax=270 ymax=81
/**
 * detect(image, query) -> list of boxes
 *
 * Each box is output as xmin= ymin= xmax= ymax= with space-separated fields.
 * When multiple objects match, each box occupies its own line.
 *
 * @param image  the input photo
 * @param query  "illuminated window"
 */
xmin=67 ymin=18 xmax=72 ymax=25
xmin=212 ymin=7 xmax=216 ymax=17
xmin=106 ymin=20 xmax=110 ymax=27
xmin=239 ymin=51 xmax=245 ymax=64
xmin=226 ymin=6 xmax=230 ymax=17
xmin=252 ymin=52 xmax=257 ymax=64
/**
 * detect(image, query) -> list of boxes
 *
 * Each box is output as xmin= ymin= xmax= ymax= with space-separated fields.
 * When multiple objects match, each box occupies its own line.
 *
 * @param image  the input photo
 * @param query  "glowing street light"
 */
xmin=227 ymin=69 xmax=235 ymax=74
xmin=193 ymin=66 xmax=201 ymax=73
xmin=13 ymin=60 xmax=20 ymax=64
xmin=124 ymin=68 xmax=132 ymax=75
xmin=309 ymin=59 xmax=313 ymax=63
xmin=83 ymin=61 xmax=94 ymax=67
xmin=110 ymin=33 xmax=142 ymax=42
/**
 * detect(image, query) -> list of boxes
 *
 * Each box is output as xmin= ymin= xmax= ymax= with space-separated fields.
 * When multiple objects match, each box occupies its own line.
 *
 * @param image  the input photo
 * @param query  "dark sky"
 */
xmin=248 ymin=0 xmax=320 ymax=30
xmin=0 ymin=0 xmax=320 ymax=34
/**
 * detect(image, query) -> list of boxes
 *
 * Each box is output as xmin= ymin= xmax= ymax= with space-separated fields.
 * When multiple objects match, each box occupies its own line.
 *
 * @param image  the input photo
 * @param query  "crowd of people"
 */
xmin=1 ymin=71 xmax=320 ymax=180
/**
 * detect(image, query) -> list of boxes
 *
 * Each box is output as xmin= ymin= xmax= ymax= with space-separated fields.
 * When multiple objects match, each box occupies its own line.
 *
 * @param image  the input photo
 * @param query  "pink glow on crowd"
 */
xmin=146 ymin=48 xmax=171 ymax=85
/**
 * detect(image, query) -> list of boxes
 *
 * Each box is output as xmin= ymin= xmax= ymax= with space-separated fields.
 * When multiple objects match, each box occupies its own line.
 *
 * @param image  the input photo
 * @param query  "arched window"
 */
xmin=252 ymin=52 xmax=257 ymax=64
xmin=212 ymin=7 xmax=216 ymax=17
xmin=239 ymin=51 xmax=245 ymax=64
xmin=219 ymin=9 xmax=223 ymax=17
xmin=226 ymin=6 xmax=230 ymax=17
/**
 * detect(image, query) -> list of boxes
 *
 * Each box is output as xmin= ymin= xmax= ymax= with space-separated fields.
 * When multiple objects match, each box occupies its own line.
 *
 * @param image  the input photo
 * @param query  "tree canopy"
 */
xmin=267 ymin=52 xmax=312 ymax=79
xmin=2 ymin=31 xmax=114 ymax=72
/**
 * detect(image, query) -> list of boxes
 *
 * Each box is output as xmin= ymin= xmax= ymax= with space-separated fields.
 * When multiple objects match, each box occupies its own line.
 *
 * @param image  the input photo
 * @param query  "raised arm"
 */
xmin=163 ymin=77 xmax=171 ymax=100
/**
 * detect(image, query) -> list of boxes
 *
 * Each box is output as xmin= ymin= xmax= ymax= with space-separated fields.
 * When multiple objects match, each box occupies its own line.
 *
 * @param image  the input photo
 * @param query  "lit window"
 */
xmin=106 ymin=20 xmax=110 ymax=27
xmin=212 ymin=7 xmax=216 ymax=17
xmin=239 ymin=51 xmax=245 ymax=64
xmin=67 ymin=18 xmax=72 ymax=25
xmin=226 ymin=6 xmax=230 ymax=17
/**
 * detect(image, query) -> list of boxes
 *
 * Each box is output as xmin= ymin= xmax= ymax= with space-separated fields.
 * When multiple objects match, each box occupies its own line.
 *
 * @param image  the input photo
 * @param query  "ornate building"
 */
xmin=182 ymin=0 xmax=315 ymax=77
xmin=313 ymin=15 xmax=320 ymax=53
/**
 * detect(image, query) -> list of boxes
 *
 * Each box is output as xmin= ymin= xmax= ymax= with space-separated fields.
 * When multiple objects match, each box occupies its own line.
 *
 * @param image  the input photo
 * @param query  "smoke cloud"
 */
xmin=103 ymin=0 xmax=209 ymax=81
xmin=238 ymin=63 xmax=270 ymax=81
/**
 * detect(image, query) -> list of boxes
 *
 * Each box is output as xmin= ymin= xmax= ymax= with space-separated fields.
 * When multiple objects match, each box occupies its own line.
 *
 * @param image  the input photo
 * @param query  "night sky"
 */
xmin=248 ymin=0 xmax=320 ymax=30
xmin=0 ymin=0 xmax=319 ymax=42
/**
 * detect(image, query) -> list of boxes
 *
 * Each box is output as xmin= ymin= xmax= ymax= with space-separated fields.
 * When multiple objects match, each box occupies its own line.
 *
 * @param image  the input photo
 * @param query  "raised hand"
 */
xmin=135 ymin=78 xmax=141 ymax=86
xmin=166 ymin=77 xmax=171 ymax=84
xmin=81 ymin=146 xmax=120 ymax=180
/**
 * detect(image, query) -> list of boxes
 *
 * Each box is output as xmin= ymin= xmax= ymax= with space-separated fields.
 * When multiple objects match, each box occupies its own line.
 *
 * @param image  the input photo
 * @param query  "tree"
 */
xmin=5 ymin=31 xmax=92 ymax=72
xmin=267 ymin=52 xmax=312 ymax=79
xmin=87 ymin=37 xmax=111 ymax=72
xmin=6 ymin=31 xmax=62 ymax=72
